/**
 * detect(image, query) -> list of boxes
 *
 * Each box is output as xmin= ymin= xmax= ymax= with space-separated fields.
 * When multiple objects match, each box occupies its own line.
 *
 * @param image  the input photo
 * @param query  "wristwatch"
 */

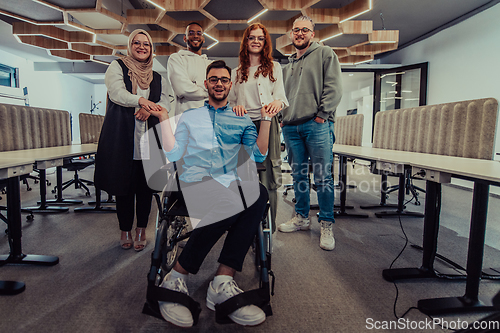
xmin=262 ymin=116 xmax=272 ymax=122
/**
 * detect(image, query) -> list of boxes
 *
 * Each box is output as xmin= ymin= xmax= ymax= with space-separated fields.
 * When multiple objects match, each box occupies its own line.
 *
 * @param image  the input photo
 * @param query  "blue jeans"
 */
xmin=282 ymin=119 xmax=335 ymax=223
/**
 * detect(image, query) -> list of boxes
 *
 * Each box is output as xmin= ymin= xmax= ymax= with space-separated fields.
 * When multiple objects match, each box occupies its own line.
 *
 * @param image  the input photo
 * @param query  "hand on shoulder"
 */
xmin=232 ymin=105 xmax=247 ymax=117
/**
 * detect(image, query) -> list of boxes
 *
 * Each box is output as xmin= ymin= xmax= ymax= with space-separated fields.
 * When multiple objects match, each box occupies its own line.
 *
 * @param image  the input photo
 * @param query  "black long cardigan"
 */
xmin=94 ymin=59 xmax=162 ymax=196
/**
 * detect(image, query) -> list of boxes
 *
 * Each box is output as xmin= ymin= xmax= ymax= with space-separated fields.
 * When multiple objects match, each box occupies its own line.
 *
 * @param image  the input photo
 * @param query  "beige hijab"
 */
xmin=122 ymin=29 xmax=154 ymax=94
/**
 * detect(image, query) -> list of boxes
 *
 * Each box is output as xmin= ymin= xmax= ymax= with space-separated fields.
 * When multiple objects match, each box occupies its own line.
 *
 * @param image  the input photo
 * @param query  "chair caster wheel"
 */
xmin=414 ymin=201 xmax=421 ymax=206
xmin=26 ymin=215 xmax=34 ymax=221
xmin=85 ymin=192 xmax=90 ymax=197
xmin=47 ymin=182 xmax=51 ymax=186
xmin=51 ymin=189 xmax=56 ymax=194
xmin=292 ymin=198 xmax=296 ymax=203
xmin=27 ymin=188 xmax=32 ymax=191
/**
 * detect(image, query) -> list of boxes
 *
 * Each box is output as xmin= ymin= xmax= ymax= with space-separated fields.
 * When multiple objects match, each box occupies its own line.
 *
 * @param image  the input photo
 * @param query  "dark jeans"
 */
xmin=116 ymin=160 xmax=153 ymax=231
xmin=177 ymin=180 xmax=268 ymax=274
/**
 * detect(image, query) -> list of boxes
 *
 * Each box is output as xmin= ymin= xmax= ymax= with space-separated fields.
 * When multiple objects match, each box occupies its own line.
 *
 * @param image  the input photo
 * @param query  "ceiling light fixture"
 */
xmin=0 ymin=11 xmax=35 ymax=24
xmin=381 ymin=72 xmax=405 ymax=78
xmin=340 ymin=0 xmax=372 ymax=23
xmin=370 ymin=40 xmax=397 ymax=44
xmin=145 ymin=0 xmax=166 ymax=11
xmin=67 ymin=22 xmax=95 ymax=35
xmin=207 ymin=40 xmax=219 ymax=50
xmin=92 ymin=57 xmax=110 ymax=66
xmin=320 ymin=32 xmax=343 ymax=43
xmin=13 ymin=34 xmax=23 ymax=44
xmin=353 ymin=58 xmax=373 ymax=65
xmin=247 ymin=9 xmax=268 ymax=23
xmin=204 ymin=32 xmax=219 ymax=50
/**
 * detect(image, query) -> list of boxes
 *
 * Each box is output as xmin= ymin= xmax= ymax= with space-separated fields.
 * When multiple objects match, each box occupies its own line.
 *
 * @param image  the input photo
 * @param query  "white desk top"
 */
xmin=333 ymin=144 xmax=412 ymax=165
xmin=333 ymin=144 xmax=500 ymax=185
xmin=0 ymin=157 xmax=35 ymax=179
xmin=0 ymin=157 xmax=35 ymax=170
xmin=409 ymin=154 xmax=500 ymax=184
xmin=0 ymin=144 xmax=97 ymax=162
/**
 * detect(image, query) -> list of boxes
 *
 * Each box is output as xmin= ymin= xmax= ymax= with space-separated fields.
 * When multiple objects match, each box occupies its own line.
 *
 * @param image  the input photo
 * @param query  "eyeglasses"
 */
xmin=188 ymin=30 xmax=203 ymax=36
xmin=292 ymin=27 xmax=312 ymax=34
xmin=247 ymin=36 xmax=265 ymax=42
xmin=132 ymin=40 xmax=151 ymax=48
xmin=207 ymin=76 xmax=231 ymax=85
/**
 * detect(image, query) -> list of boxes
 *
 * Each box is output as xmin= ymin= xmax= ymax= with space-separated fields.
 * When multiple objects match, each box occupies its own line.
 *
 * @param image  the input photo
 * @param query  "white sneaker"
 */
xmin=320 ymin=221 xmax=335 ymax=251
xmin=206 ymin=277 xmax=266 ymax=326
xmin=278 ymin=213 xmax=310 ymax=232
xmin=158 ymin=273 xmax=193 ymax=327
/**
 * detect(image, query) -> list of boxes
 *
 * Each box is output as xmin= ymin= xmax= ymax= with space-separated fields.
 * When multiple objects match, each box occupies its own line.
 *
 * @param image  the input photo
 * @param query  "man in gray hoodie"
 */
xmin=278 ymin=15 xmax=343 ymax=251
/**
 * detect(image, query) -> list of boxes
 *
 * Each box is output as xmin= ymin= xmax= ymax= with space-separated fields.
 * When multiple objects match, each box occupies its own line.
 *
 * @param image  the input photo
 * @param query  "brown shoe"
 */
xmin=120 ymin=231 xmax=133 ymax=250
xmin=134 ymin=228 xmax=147 ymax=252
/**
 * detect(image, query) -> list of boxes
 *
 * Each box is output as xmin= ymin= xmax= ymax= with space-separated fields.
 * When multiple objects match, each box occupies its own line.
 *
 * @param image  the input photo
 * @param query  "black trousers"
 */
xmin=116 ymin=160 xmax=153 ymax=231
xmin=177 ymin=179 xmax=268 ymax=274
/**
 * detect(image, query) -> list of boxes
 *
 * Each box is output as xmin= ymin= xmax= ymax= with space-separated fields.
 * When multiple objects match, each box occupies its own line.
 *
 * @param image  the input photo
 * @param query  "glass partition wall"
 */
xmin=340 ymin=62 xmax=428 ymax=144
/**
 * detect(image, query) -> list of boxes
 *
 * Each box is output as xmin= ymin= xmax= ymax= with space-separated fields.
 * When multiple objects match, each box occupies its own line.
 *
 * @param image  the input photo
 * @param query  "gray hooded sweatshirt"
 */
xmin=281 ymin=42 xmax=343 ymax=126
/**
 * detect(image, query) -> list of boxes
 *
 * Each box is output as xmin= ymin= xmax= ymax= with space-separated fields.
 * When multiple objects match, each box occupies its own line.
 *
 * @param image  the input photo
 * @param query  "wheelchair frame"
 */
xmin=143 ymin=161 xmax=275 ymax=325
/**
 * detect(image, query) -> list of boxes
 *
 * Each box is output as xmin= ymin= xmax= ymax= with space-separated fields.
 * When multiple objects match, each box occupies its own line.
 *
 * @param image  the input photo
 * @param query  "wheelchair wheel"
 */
xmin=148 ymin=215 xmax=184 ymax=286
xmin=161 ymin=216 xmax=184 ymax=274
xmin=254 ymin=203 xmax=272 ymax=272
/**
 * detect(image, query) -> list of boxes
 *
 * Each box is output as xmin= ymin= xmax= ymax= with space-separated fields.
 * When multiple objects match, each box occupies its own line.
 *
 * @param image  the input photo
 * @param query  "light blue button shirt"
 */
xmin=165 ymin=101 xmax=267 ymax=187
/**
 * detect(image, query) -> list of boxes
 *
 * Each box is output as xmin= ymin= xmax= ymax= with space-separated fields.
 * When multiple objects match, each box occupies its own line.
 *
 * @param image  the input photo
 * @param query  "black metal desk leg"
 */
xmin=334 ymin=155 xmax=368 ymax=218
xmin=74 ymin=188 xmax=116 ymax=213
xmin=375 ymin=172 xmax=424 ymax=218
xmin=360 ymin=173 xmax=399 ymax=209
xmin=0 ymin=177 xmax=59 ymax=271
xmin=0 ymin=176 xmax=26 ymax=295
xmin=43 ymin=166 xmax=83 ymax=205
xmin=382 ymin=180 xmax=440 ymax=281
xmin=418 ymin=182 xmax=495 ymax=315
xmin=24 ymin=169 xmax=68 ymax=213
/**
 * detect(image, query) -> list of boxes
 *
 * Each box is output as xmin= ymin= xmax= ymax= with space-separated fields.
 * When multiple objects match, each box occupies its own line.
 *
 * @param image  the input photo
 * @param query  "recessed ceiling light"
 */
xmin=247 ymin=9 xmax=268 ymax=23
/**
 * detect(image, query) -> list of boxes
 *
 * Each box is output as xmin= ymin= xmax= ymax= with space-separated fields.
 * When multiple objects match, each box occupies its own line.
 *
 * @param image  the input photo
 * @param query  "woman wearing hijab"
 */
xmin=229 ymin=23 xmax=288 ymax=231
xmin=94 ymin=29 xmax=170 ymax=251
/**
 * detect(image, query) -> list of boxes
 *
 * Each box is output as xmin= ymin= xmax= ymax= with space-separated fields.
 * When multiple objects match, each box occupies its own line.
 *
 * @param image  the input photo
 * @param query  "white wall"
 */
xmin=0 ymin=48 xmax=95 ymax=144
xmin=379 ymin=3 xmax=500 ymax=159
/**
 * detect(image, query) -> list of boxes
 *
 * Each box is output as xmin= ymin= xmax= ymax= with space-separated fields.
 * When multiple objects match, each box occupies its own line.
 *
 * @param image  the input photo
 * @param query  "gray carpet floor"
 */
xmin=1 ymin=161 xmax=500 ymax=333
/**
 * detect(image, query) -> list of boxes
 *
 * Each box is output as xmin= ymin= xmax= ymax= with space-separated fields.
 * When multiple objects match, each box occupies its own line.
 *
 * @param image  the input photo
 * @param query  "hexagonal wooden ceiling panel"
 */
xmin=0 ymin=0 xmax=398 ymax=65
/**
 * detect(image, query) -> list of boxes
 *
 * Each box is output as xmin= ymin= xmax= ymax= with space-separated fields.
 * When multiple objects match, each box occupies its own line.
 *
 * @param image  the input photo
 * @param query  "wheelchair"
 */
xmin=142 ymin=160 xmax=275 ymax=325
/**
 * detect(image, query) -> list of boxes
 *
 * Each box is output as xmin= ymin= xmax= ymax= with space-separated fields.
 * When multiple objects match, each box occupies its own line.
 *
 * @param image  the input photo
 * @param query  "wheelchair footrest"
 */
xmin=143 ymin=284 xmax=202 ymax=326
xmin=214 ymin=287 xmax=272 ymax=324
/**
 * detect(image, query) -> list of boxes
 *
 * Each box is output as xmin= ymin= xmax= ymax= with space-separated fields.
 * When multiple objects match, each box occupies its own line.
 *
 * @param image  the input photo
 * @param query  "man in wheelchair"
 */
xmin=148 ymin=60 xmax=277 ymax=327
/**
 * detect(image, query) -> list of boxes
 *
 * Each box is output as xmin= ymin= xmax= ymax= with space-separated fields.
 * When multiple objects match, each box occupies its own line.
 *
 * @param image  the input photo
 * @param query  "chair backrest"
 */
xmin=372 ymin=98 xmax=498 ymax=160
xmin=79 ymin=113 xmax=104 ymax=144
xmin=335 ymin=114 xmax=364 ymax=146
xmin=0 ymin=103 xmax=71 ymax=152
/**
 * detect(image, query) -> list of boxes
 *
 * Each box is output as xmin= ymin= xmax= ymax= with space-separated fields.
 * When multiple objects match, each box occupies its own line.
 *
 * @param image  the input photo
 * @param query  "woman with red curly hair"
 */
xmin=229 ymin=23 xmax=288 ymax=231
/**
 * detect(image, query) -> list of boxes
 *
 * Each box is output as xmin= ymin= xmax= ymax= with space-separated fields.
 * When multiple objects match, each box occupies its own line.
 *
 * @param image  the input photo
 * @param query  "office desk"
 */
xmin=333 ymin=146 xmax=500 ymax=314
xmin=332 ymin=145 xmax=423 ymax=218
xmin=0 ymin=157 xmax=58 ymax=295
xmin=0 ymin=144 xmax=98 ymax=213
xmin=398 ymin=155 xmax=500 ymax=315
